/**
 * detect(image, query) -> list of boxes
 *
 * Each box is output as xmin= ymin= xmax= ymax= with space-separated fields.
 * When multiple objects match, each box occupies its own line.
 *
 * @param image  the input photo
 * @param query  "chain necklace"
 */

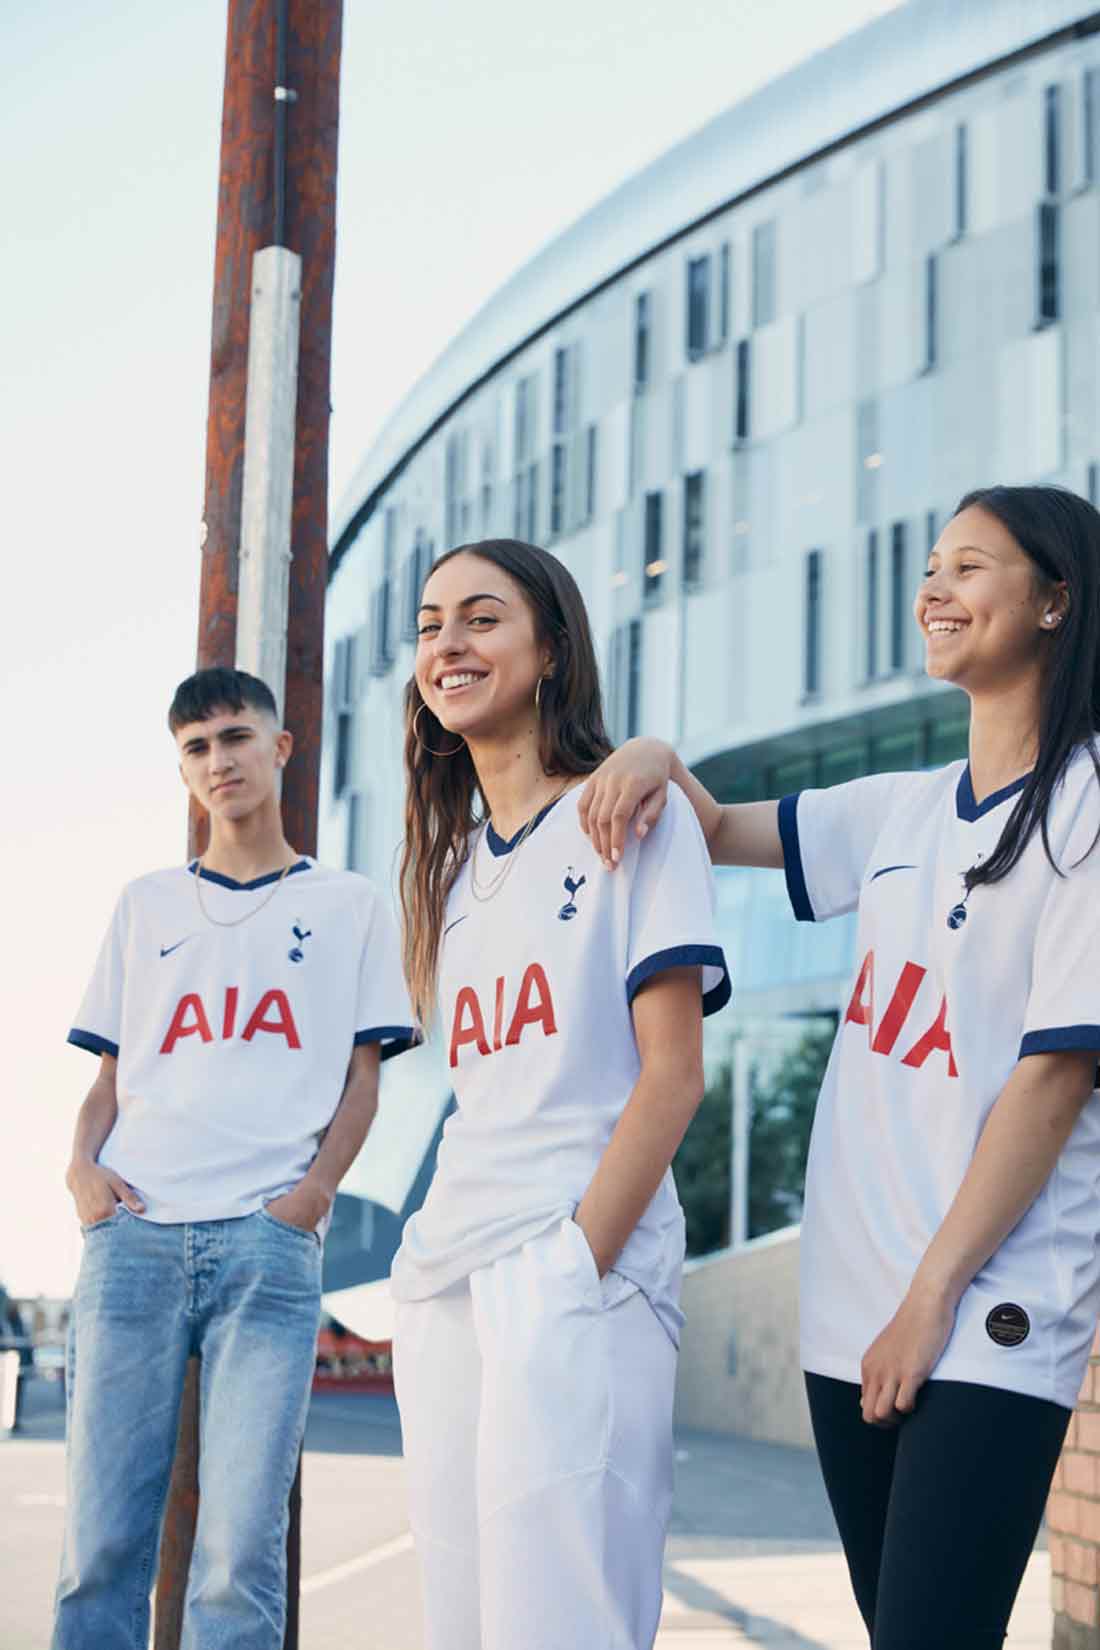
xmin=469 ymin=783 xmax=572 ymax=903
xmin=192 ymin=852 xmax=299 ymax=929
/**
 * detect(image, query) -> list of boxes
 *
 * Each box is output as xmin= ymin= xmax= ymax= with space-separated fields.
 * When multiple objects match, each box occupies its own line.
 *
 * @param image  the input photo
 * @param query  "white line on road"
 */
xmin=300 ymin=1530 xmax=415 ymax=1595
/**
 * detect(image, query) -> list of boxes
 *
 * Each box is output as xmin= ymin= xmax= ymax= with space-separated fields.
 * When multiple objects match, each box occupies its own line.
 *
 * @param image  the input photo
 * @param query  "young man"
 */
xmin=54 ymin=667 xmax=414 ymax=1650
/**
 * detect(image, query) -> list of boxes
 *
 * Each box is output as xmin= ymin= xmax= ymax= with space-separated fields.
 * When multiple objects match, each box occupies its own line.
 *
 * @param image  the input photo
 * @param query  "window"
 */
xmin=1036 ymin=202 xmax=1060 ymax=325
xmin=719 ymin=243 xmax=731 ymax=344
xmin=1088 ymin=463 xmax=1098 ymax=507
xmin=734 ymin=339 xmax=751 ymax=444
xmin=512 ymin=374 xmax=539 ymax=539
xmin=953 ymin=123 xmax=968 ymax=238
xmin=1044 ymin=83 xmax=1061 ymax=197
xmin=609 ymin=619 xmax=642 ymax=742
xmin=686 ymin=256 xmax=710 ymax=360
xmin=549 ymin=344 xmax=582 ymax=537
xmin=926 ymin=509 xmax=939 ymax=556
xmin=629 ymin=395 xmax=646 ymax=494
xmin=550 ymin=442 xmax=567 ymax=538
xmin=633 ymin=293 xmax=651 ymax=389
xmin=514 ymin=377 xmax=533 ymax=470
xmin=369 ymin=515 xmax=396 ymax=675
xmin=924 ymin=254 xmax=938 ymax=371
xmin=444 ymin=433 xmax=468 ymax=549
xmin=1085 ymin=69 xmax=1100 ymax=186
xmin=752 ymin=221 xmax=776 ymax=328
xmin=346 ymin=792 xmax=361 ymax=872
xmin=401 ymin=532 xmax=433 ymax=641
xmin=332 ymin=634 xmax=356 ymax=798
xmin=889 ymin=521 xmax=908 ymax=672
xmin=643 ymin=491 xmax=664 ymax=602
xmin=865 ymin=530 xmax=880 ymax=680
xmin=683 ymin=472 xmax=705 ymax=590
xmin=803 ymin=549 xmax=822 ymax=697
xmin=584 ymin=424 xmax=598 ymax=522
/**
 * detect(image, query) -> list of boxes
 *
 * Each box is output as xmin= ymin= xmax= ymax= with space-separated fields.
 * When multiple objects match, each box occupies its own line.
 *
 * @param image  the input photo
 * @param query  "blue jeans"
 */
xmin=52 ymin=1206 xmax=322 ymax=1650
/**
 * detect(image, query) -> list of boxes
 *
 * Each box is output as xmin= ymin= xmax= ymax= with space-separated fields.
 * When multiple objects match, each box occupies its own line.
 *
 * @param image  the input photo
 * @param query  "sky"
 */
xmin=3 ymin=0 xmax=901 ymax=1300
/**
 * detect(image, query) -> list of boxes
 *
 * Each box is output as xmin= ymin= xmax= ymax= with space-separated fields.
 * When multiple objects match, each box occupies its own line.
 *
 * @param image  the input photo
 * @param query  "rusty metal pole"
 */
xmin=155 ymin=3 xmax=342 ymax=1645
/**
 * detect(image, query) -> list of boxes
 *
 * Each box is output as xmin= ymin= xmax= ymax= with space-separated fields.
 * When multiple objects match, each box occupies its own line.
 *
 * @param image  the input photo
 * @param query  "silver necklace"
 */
xmin=468 ymin=784 xmax=571 ymax=903
xmin=193 ymin=852 xmax=298 ymax=928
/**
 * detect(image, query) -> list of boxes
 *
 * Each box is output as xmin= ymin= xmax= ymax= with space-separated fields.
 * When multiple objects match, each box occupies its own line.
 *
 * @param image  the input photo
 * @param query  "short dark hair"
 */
xmin=168 ymin=667 xmax=279 ymax=734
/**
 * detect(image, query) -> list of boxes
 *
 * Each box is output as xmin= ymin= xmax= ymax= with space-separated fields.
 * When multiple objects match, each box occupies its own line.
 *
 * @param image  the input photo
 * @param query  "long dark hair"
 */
xmin=399 ymin=539 xmax=613 ymax=1026
xmin=956 ymin=485 xmax=1100 ymax=891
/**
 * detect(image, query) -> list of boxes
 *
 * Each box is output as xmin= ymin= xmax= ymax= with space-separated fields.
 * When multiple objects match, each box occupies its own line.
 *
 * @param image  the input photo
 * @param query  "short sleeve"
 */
xmin=68 ymin=893 xmax=127 ymax=1058
xmin=625 ymin=784 xmax=731 ymax=1017
xmin=779 ymin=772 xmax=907 ymax=923
xmin=1019 ymin=777 xmax=1100 ymax=1064
xmin=353 ymin=884 xmax=418 ymax=1061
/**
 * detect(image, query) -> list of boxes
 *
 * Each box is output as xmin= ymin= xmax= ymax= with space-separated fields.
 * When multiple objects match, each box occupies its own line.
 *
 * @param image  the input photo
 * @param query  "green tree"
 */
xmin=747 ymin=1023 xmax=834 ymax=1238
xmin=672 ymin=1064 xmax=731 ymax=1256
xmin=672 ymin=1022 xmax=835 ymax=1256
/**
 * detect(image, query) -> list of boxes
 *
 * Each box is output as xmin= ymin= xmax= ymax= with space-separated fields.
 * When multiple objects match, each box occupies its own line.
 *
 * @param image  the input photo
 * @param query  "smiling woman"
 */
xmin=389 ymin=537 xmax=730 ymax=1650
xmin=573 ymin=483 xmax=1100 ymax=1650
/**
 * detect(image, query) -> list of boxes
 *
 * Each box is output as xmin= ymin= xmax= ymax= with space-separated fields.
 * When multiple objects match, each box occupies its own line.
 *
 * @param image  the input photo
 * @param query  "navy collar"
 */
xmin=187 ymin=858 xmax=312 ymax=891
xmin=485 ymin=794 xmax=567 ymax=858
xmin=955 ymin=766 xmax=1030 ymax=823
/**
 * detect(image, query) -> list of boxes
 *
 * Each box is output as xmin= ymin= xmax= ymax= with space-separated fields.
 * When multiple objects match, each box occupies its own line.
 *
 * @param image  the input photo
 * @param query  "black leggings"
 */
xmin=805 ymin=1373 xmax=1071 ymax=1650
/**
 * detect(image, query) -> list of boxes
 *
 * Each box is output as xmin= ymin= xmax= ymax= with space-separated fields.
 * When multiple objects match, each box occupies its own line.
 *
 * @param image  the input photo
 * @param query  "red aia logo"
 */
xmin=159 ymin=988 xmax=301 ymax=1054
xmin=449 ymin=962 xmax=558 ymax=1069
xmin=844 ymin=951 xmax=957 ymax=1077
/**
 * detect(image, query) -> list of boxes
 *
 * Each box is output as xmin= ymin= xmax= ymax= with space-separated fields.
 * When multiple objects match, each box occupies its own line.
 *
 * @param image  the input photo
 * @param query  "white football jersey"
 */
xmin=390 ymin=783 xmax=731 ymax=1345
xmin=68 ymin=859 xmax=415 ymax=1224
xmin=784 ymin=747 xmax=1100 ymax=1408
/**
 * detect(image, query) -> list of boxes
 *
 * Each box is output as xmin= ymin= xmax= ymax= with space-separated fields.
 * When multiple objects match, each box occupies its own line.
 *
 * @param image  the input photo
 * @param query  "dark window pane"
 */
xmin=866 ymin=530 xmax=879 ymax=680
xmin=890 ymin=521 xmax=907 ymax=672
xmin=954 ymin=123 xmax=967 ymax=238
xmin=553 ymin=348 xmax=569 ymax=438
xmin=634 ymin=293 xmax=650 ymax=389
xmin=1037 ymin=202 xmax=1060 ymax=323
xmin=550 ymin=444 xmax=566 ymax=536
xmin=627 ymin=620 xmax=642 ymax=738
xmin=1045 ymin=83 xmax=1061 ymax=197
xmin=735 ymin=339 xmax=751 ymax=443
xmin=804 ymin=549 xmax=822 ymax=696
xmin=687 ymin=256 xmax=710 ymax=360
xmin=683 ymin=472 xmax=705 ymax=589
xmin=644 ymin=491 xmax=664 ymax=601
xmin=924 ymin=254 xmax=937 ymax=371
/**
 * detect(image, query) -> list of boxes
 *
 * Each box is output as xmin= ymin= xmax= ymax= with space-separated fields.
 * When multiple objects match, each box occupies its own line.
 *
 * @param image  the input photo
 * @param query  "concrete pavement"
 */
xmin=3 ymin=1374 xmax=1052 ymax=1648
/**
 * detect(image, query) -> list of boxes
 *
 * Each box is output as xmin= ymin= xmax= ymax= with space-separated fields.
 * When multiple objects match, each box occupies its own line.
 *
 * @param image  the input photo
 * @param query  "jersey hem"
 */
xmin=801 ymin=1350 xmax=1072 ymax=1411
xmin=778 ymin=794 xmax=814 ymax=921
xmin=354 ymin=1025 xmax=419 ymax=1060
xmin=68 ymin=1027 xmax=120 ymax=1059
xmin=625 ymin=944 xmax=731 ymax=1017
xmin=1020 ymin=1025 xmax=1100 ymax=1059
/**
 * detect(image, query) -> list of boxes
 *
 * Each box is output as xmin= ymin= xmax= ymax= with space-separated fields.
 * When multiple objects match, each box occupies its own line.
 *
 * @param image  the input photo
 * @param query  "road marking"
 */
xmin=301 ymin=1530 xmax=415 ymax=1594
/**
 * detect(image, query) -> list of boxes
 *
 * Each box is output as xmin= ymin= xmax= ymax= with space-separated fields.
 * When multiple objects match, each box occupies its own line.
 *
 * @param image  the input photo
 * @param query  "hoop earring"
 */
xmin=413 ymin=703 xmax=466 ymax=757
xmin=535 ymin=674 xmax=551 ymax=713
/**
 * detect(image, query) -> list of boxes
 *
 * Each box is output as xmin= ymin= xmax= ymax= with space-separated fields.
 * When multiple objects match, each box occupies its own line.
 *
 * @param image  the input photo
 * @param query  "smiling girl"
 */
xmin=578 ymin=486 xmax=1100 ymax=1649
xmin=388 ymin=539 xmax=729 ymax=1650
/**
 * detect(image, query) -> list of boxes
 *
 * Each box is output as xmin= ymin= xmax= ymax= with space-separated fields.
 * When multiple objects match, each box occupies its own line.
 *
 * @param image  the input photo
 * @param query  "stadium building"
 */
xmin=318 ymin=0 xmax=1100 ymax=1296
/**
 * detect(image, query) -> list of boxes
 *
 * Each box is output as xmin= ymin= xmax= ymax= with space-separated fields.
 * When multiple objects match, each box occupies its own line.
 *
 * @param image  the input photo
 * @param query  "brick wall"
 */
xmin=1051 ymin=1329 xmax=1100 ymax=1649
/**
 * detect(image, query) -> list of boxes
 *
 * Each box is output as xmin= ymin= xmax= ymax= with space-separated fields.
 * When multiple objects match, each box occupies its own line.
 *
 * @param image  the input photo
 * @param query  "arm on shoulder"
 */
xmin=577 ymin=738 xmax=782 ymax=870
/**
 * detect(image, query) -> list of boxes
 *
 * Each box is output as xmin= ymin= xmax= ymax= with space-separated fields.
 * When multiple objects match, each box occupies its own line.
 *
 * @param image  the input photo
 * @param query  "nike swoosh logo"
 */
xmin=160 ymin=937 xmax=195 ymax=957
xmin=869 ymin=864 xmax=918 ymax=882
xmin=443 ymin=916 xmax=468 ymax=937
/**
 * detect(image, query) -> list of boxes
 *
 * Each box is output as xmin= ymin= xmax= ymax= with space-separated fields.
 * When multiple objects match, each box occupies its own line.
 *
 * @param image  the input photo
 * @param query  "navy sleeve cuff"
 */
xmin=626 ymin=944 xmax=732 ymax=1018
xmin=354 ymin=1025 xmax=419 ymax=1060
xmin=1019 ymin=1025 xmax=1100 ymax=1060
xmin=68 ymin=1028 xmax=120 ymax=1059
xmin=778 ymin=793 xmax=815 ymax=922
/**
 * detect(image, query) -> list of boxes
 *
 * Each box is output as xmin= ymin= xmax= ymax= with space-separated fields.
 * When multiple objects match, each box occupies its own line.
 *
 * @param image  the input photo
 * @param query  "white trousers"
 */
xmin=393 ymin=1217 xmax=678 ymax=1650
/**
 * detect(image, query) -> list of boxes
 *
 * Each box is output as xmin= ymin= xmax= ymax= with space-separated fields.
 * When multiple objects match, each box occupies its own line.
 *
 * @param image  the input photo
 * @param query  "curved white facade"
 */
xmin=321 ymin=0 xmax=1100 ymax=1220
